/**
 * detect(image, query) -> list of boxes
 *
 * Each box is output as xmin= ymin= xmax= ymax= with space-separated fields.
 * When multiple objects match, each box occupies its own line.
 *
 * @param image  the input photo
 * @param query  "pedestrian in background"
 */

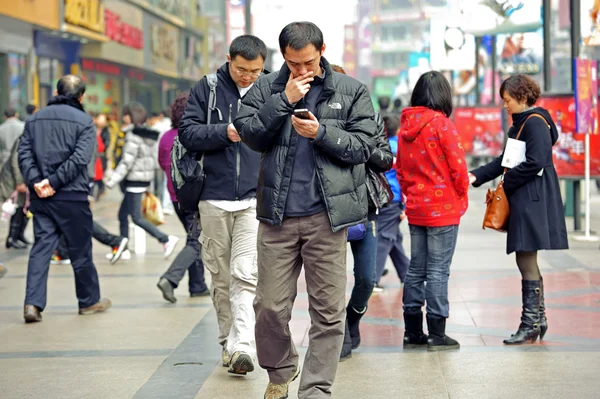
xmin=374 ymin=112 xmax=410 ymax=291
xmin=397 ymin=71 xmax=469 ymax=351
xmin=157 ymin=92 xmax=209 ymax=303
xmin=235 ymin=22 xmax=376 ymax=399
xmin=0 ymin=107 xmax=30 ymax=249
xmin=18 ymin=74 xmax=111 ymax=323
xmin=330 ymin=64 xmax=394 ymax=362
xmin=105 ymin=102 xmax=179 ymax=259
xmin=470 ymin=74 xmax=568 ymax=345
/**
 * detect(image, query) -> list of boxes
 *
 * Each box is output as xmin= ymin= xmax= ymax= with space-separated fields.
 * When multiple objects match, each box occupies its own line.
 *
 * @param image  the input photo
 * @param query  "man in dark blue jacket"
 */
xmin=178 ymin=35 xmax=267 ymax=376
xmin=18 ymin=75 xmax=112 ymax=323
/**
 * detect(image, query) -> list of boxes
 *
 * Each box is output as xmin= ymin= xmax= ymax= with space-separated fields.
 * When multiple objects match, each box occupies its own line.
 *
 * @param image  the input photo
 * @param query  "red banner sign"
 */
xmin=537 ymin=96 xmax=600 ymax=178
xmin=105 ymin=9 xmax=143 ymax=50
xmin=81 ymin=59 xmax=121 ymax=76
xmin=453 ymin=107 xmax=504 ymax=156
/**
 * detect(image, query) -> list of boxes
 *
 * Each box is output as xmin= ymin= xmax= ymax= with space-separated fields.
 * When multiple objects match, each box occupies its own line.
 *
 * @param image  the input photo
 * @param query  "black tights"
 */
xmin=516 ymin=251 xmax=541 ymax=281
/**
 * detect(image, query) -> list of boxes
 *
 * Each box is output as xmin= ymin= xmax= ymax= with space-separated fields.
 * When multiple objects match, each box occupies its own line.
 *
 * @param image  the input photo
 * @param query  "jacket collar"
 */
xmin=132 ymin=126 xmax=159 ymax=141
xmin=272 ymin=56 xmax=336 ymax=101
xmin=47 ymin=95 xmax=85 ymax=112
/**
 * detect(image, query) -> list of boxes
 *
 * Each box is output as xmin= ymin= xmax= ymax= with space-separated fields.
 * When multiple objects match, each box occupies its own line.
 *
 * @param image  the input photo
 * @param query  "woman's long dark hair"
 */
xmin=410 ymin=71 xmax=453 ymax=117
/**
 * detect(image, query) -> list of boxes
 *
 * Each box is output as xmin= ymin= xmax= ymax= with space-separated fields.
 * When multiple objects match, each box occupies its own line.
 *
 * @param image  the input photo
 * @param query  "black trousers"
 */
xmin=56 ymin=221 xmax=123 ymax=258
xmin=26 ymin=200 xmax=100 ymax=311
xmin=161 ymin=203 xmax=207 ymax=294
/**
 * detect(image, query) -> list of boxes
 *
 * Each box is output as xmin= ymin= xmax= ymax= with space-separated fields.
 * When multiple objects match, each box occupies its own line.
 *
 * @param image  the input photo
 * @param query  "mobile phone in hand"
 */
xmin=293 ymin=108 xmax=310 ymax=119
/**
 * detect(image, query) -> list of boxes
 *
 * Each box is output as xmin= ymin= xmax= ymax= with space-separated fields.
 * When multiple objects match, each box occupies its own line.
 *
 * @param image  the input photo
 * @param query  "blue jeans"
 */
xmin=375 ymin=202 xmax=410 ymax=283
xmin=118 ymin=192 xmax=168 ymax=243
xmin=402 ymin=225 xmax=459 ymax=318
xmin=348 ymin=211 xmax=378 ymax=311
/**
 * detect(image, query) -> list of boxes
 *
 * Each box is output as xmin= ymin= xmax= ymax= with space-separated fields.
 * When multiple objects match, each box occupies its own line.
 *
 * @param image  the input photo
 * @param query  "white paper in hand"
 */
xmin=501 ymin=138 xmax=526 ymax=169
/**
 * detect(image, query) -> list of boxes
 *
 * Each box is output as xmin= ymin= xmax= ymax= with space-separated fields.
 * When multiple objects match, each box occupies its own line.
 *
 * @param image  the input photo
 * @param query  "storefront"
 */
xmin=0 ymin=0 xmax=60 ymax=114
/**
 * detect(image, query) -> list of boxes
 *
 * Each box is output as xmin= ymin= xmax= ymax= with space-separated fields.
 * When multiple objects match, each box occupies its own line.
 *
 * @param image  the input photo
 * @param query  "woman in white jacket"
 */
xmin=106 ymin=102 xmax=179 ymax=258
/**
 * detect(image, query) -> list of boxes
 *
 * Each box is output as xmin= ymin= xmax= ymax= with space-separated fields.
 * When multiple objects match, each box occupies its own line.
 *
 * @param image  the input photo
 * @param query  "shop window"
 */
xmin=7 ymin=53 xmax=28 ymax=116
xmin=549 ymin=0 xmax=572 ymax=93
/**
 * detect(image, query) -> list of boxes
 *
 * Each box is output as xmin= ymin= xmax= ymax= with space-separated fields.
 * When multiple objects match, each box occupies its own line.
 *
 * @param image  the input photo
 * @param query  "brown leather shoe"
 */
xmin=79 ymin=298 xmax=112 ymax=315
xmin=24 ymin=305 xmax=42 ymax=323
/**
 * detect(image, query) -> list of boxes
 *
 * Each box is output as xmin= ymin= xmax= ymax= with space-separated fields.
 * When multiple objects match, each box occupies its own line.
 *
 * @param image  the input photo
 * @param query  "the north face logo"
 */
xmin=328 ymin=102 xmax=342 ymax=110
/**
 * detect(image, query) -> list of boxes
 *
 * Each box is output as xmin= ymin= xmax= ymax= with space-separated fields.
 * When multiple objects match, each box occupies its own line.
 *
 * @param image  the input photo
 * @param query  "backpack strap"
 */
xmin=206 ymin=73 xmax=221 ymax=125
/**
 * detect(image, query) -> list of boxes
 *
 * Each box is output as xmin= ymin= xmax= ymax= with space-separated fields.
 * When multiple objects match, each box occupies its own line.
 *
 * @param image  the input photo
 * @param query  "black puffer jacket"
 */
xmin=234 ymin=58 xmax=377 ymax=232
xmin=18 ymin=95 xmax=95 ymax=201
xmin=365 ymin=112 xmax=394 ymax=210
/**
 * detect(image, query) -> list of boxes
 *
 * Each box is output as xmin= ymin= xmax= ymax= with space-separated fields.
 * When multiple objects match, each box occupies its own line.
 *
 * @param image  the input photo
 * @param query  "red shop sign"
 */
xmin=81 ymin=59 xmax=121 ymax=76
xmin=128 ymin=69 xmax=145 ymax=81
xmin=105 ymin=9 xmax=144 ymax=50
xmin=453 ymin=107 xmax=504 ymax=157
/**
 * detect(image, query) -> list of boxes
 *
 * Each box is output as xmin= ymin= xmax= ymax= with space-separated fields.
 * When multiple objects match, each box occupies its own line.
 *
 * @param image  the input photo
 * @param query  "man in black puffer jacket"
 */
xmin=18 ymin=75 xmax=111 ymax=324
xmin=234 ymin=22 xmax=376 ymax=399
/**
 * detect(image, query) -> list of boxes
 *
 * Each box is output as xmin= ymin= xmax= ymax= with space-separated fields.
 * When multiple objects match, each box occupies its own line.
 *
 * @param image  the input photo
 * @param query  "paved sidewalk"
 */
xmin=0 ymin=186 xmax=599 ymax=399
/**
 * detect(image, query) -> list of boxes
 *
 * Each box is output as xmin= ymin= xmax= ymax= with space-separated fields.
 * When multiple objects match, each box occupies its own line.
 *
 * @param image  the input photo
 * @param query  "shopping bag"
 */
xmin=141 ymin=192 xmax=165 ymax=226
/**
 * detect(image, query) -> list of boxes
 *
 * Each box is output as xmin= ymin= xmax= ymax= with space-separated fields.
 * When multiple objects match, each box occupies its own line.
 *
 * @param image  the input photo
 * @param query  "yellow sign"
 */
xmin=0 ymin=0 xmax=60 ymax=30
xmin=64 ymin=0 xmax=105 ymax=34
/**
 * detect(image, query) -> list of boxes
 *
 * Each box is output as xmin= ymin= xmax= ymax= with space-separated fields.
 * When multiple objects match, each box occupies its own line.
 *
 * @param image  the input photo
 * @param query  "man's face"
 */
xmin=228 ymin=55 xmax=265 ymax=88
xmin=282 ymin=44 xmax=325 ymax=78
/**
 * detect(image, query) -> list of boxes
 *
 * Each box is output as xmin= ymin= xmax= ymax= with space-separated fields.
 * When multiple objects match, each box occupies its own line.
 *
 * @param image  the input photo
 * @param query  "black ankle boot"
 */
xmin=339 ymin=322 xmax=352 ymax=362
xmin=347 ymin=305 xmax=366 ymax=350
xmin=6 ymin=212 xmax=27 ymax=249
xmin=426 ymin=314 xmax=460 ymax=351
xmin=539 ymin=277 xmax=548 ymax=340
xmin=504 ymin=280 xmax=541 ymax=345
xmin=403 ymin=310 xmax=428 ymax=348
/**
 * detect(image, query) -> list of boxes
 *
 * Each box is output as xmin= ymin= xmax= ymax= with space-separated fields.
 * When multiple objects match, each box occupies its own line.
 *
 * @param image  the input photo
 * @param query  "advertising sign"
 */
xmin=574 ymin=59 xmax=598 ymax=134
xmin=497 ymin=29 xmax=543 ymax=77
xmin=537 ymin=96 xmax=600 ymax=177
xmin=408 ymin=52 xmax=431 ymax=91
xmin=143 ymin=13 xmax=179 ymax=77
xmin=582 ymin=0 xmax=600 ymax=46
xmin=453 ymin=107 xmax=504 ymax=156
xmin=64 ymin=0 xmax=105 ymax=34
xmin=0 ymin=0 xmax=59 ymax=30
xmin=457 ymin=0 xmax=542 ymax=35
xmin=343 ymin=24 xmax=357 ymax=78
xmin=430 ymin=15 xmax=476 ymax=71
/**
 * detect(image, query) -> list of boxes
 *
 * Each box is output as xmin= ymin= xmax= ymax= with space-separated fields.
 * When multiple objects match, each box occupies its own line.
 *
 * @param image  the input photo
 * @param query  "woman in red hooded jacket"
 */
xmin=396 ymin=71 xmax=470 ymax=351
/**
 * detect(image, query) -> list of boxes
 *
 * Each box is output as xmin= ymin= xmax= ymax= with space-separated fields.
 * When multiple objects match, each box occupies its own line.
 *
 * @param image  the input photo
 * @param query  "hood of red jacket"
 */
xmin=400 ymin=106 xmax=445 ymax=143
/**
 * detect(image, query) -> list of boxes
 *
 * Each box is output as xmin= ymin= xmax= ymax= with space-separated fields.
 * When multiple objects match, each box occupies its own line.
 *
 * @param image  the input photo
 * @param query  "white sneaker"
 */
xmin=163 ymin=236 xmax=180 ymax=259
xmin=106 ymin=249 xmax=131 ymax=261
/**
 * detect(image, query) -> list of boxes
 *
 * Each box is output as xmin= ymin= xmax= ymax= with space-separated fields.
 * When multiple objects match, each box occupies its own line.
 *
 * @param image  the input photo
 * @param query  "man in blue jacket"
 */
xmin=18 ymin=75 xmax=111 ymax=323
xmin=178 ymin=35 xmax=267 ymax=375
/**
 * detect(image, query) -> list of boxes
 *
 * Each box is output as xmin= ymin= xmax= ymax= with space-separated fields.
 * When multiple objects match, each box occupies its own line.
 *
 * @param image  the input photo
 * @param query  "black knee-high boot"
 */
xmin=6 ymin=211 xmax=26 ymax=249
xmin=539 ymin=277 xmax=548 ymax=340
xmin=504 ymin=280 xmax=541 ymax=345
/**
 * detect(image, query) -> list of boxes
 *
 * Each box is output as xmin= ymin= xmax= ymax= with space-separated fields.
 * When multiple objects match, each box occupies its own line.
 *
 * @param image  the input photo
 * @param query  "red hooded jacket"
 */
xmin=396 ymin=107 xmax=469 ymax=227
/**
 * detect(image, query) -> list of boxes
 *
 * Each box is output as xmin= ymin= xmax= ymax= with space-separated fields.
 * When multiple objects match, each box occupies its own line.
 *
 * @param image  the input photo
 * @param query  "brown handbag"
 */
xmin=482 ymin=114 xmax=546 ymax=232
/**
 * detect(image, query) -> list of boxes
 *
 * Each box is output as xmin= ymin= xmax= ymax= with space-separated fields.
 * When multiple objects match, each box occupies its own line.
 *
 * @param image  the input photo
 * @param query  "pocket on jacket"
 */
xmin=527 ymin=179 xmax=541 ymax=202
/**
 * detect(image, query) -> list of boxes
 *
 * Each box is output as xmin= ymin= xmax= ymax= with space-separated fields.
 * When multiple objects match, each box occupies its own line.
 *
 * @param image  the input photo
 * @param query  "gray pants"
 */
xmin=255 ymin=211 xmax=347 ymax=399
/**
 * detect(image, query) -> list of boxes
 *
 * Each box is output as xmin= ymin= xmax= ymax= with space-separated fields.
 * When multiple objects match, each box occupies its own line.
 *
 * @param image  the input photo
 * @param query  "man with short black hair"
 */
xmin=235 ymin=22 xmax=376 ymax=399
xmin=25 ymin=104 xmax=37 ymax=116
xmin=18 ymin=74 xmax=111 ymax=323
xmin=178 ymin=34 xmax=267 ymax=376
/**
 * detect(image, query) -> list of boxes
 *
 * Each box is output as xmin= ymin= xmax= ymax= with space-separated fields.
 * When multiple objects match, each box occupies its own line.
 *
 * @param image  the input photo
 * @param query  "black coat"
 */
xmin=472 ymin=107 xmax=569 ymax=254
xmin=179 ymin=63 xmax=261 ymax=202
xmin=18 ymin=95 xmax=95 ymax=202
xmin=233 ymin=58 xmax=377 ymax=232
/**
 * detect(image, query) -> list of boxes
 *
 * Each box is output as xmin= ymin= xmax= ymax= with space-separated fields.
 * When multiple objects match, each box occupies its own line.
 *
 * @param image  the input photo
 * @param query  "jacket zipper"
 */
xmin=312 ymin=146 xmax=335 ymax=230
xmin=228 ymin=103 xmax=241 ymax=200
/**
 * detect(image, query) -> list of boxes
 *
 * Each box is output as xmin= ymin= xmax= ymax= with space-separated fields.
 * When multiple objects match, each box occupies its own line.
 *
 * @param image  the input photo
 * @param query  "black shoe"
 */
xmin=403 ymin=310 xmax=428 ymax=348
xmin=504 ymin=280 xmax=541 ymax=345
xmin=190 ymin=290 xmax=210 ymax=297
xmin=347 ymin=305 xmax=366 ymax=350
xmin=6 ymin=238 xmax=27 ymax=249
xmin=18 ymin=236 xmax=32 ymax=246
xmin=339 ymin=322 xmax=353 ymax=362
xmin=539 ymin=277 xmax=548 ymax=340
xmin=157 ymin=278 xmax=177 ymax=303
xmin=426 ymin=314 xmax=460 ymax=351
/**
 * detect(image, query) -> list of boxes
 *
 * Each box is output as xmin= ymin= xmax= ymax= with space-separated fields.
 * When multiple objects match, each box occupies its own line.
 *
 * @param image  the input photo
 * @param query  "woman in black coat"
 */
xmin=469 ymin=74 xmax=569 ymax=345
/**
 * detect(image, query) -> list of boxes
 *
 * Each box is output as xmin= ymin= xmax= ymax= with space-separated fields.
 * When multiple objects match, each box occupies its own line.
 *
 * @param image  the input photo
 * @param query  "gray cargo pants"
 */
xmin=255 ymin=211 xmax=347 ymax=399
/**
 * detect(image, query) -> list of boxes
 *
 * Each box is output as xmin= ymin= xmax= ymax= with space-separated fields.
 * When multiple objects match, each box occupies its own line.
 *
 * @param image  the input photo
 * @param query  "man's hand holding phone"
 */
xmin=292 ymin=110 xmax=320 ymax=139
xmin=285 ymin=71 xmax=314 ymax=104
xmin=227 ymin=123 xmax=241 ymax=142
